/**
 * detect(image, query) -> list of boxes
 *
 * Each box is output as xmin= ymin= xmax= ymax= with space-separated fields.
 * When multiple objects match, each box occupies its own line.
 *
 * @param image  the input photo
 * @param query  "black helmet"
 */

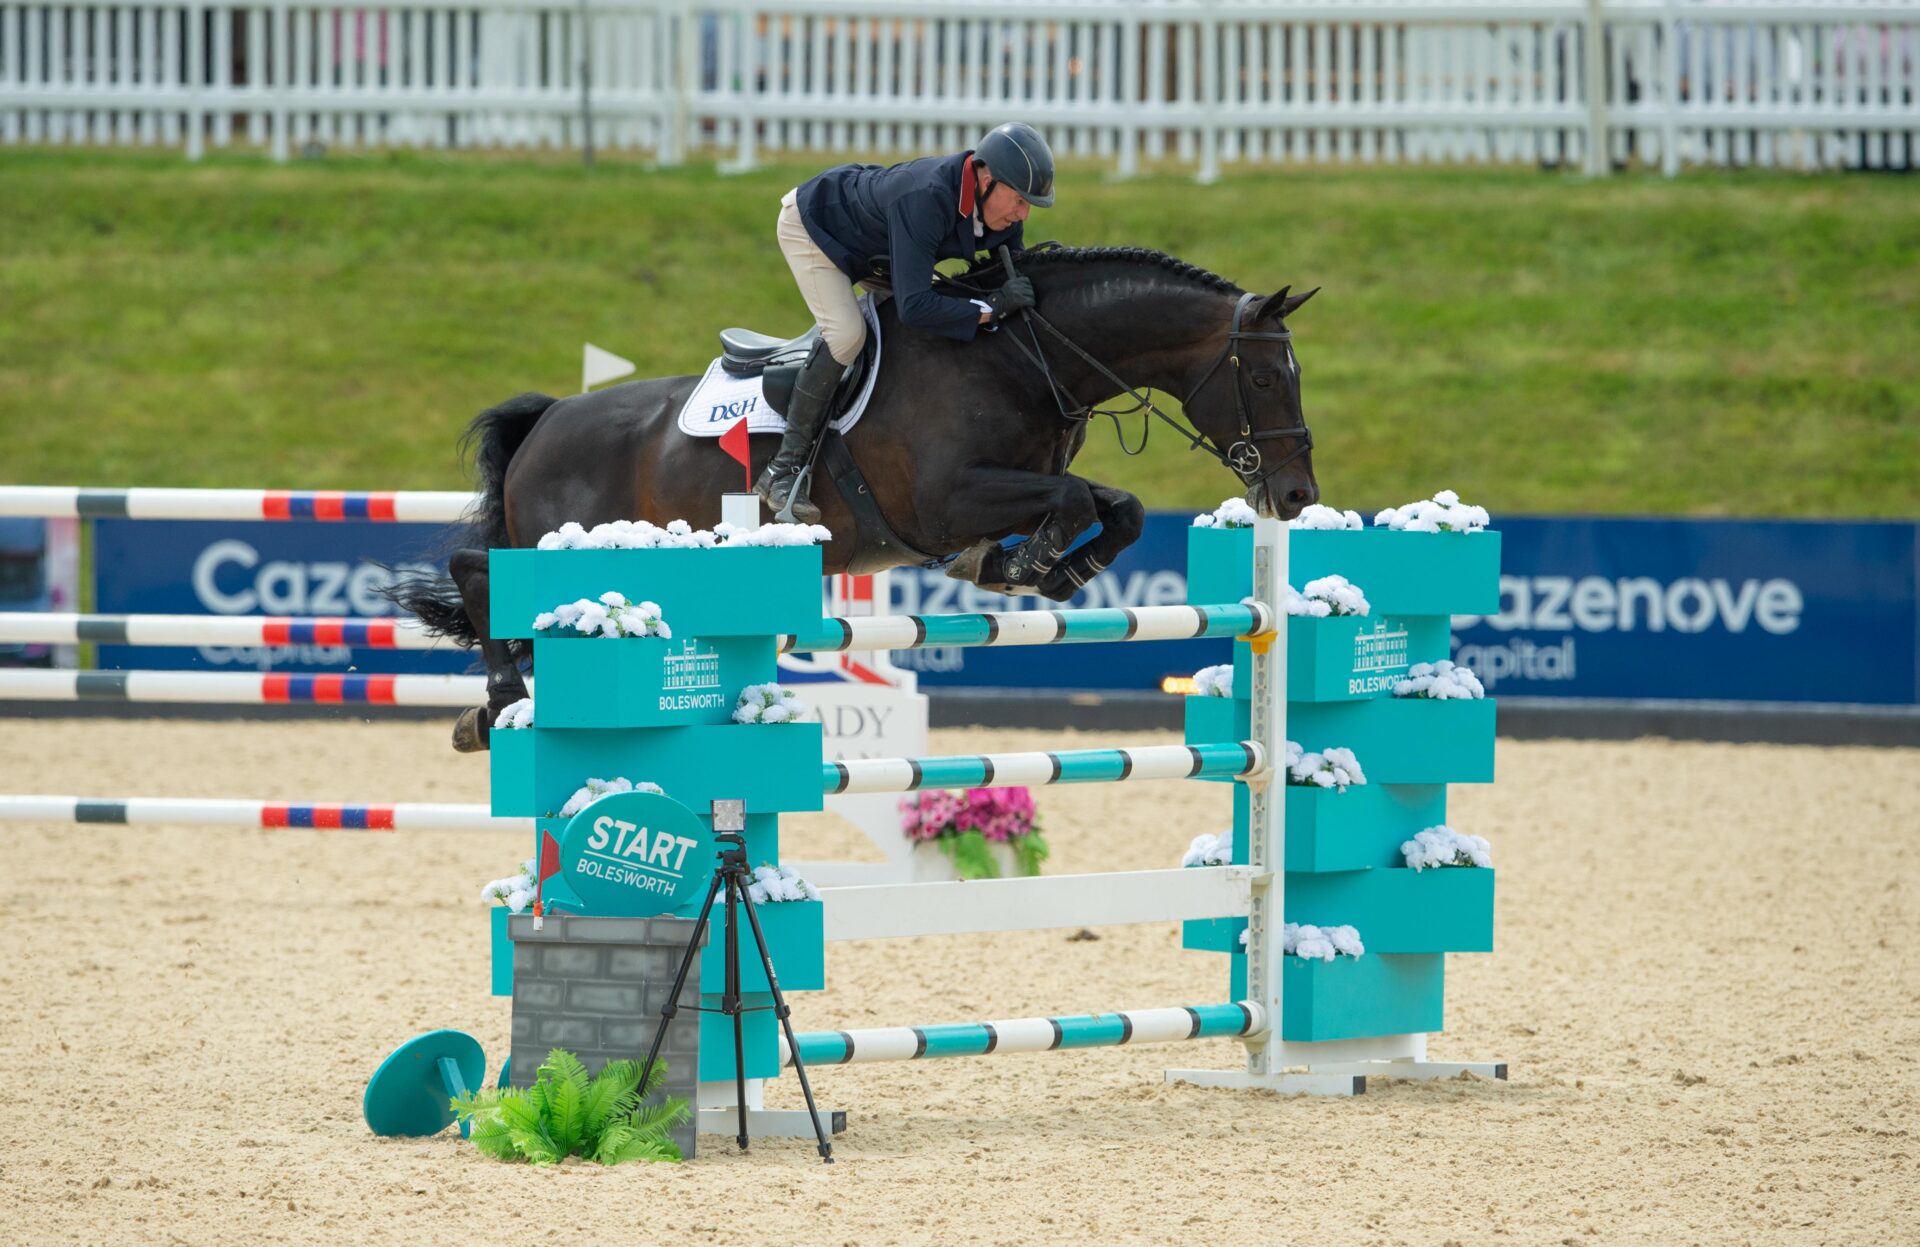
xmin=975 ymin=122 xmax=1055 ymax=208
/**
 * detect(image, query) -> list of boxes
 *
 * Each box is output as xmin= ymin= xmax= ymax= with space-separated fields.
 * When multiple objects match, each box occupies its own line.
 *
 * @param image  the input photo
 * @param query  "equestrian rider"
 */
xmin=759 ymin=122 xmax=1056 ymax=523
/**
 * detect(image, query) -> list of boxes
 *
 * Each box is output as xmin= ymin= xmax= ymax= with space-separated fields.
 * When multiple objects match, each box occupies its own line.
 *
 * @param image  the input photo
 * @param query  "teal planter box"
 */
xmin=488 ymin=722 xmax=825 ymax=818
xmin=1292 ymin=529 xmax=1501 ymax=616
xmin=489 ymin=726 xmax=540 ymax=817
xmin=1186 ymin=525 xmax=1255 ymax=608
xmin=489 ymin=545 xmax=824 ymax=641
xmin=531 ymin=634 xmax=772 ymax=729
xmin=698 ymin=899 xmax=825 ymax=995
xmin=1288 ymin=614 xmax=1449 ymax=702
xmin=700 ymin=994 xmax=779 ymax=1082
xmin=1286 ymin=783 xmax=1448 ymax=873
xmin=1219 ymin=952 xmax=1446 ymax=1041
xmin=1290 ymin=697 xmax=1496 ymax=784
xmin=1280 ymin=953 xmax=1446 ymax=1042
xmin=1287 ymin=868 xmax=1495 ymax=953
xmin=490 ymin=906 xmax=514 ymax=996
xmin=1184 ymin=695 xmax=1248 ymax=761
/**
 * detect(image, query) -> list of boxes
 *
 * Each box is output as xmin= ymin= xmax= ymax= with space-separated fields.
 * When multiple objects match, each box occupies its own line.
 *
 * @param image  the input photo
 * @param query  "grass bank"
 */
xmin=1 ymin=149 xmax=1913 ymax=516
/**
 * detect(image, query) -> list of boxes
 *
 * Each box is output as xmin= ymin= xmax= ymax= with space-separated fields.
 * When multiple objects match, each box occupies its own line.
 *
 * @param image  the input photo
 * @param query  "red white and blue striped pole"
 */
xmin=0 ymin=669 xmax=485 ymax=706
xmin=0 ymin=486 xmax=476 ymax=523
xmin=0 ymin=612 xmax=447 ymax=649
xmin=0 ymin=795 xmax=523 ymax=832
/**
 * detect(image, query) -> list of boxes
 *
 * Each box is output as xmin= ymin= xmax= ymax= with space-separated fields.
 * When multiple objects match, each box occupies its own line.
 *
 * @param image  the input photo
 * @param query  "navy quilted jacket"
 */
xmin=796 ymin=151 xmax=1025 ymax=341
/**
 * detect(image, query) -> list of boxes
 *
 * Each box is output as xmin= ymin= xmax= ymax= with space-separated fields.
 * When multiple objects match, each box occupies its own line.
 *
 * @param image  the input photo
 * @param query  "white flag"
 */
xmin=582 ymin=343 xmax=637 ymax=392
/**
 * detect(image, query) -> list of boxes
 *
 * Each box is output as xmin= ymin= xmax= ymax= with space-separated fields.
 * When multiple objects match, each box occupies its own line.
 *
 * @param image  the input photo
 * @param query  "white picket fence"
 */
xmin=1 ymin=1 xmax=1914 ymax=174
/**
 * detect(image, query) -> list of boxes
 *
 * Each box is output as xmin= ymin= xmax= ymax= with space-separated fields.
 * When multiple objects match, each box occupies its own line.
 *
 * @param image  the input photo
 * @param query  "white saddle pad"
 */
xmin=677 ymin=296 xmax=882 ymax=438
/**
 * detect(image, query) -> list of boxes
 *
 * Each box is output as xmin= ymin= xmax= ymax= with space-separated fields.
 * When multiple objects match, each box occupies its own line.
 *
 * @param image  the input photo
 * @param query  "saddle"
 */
xmin=716 ymin=323 xmax=873 ymax=419
xmin=712 ymin=309 xmax=931 ymax=574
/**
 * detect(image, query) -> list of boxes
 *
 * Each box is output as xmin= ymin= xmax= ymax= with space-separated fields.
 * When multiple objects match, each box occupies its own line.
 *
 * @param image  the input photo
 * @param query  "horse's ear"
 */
xmin=1257 ymin=285 xmax=1319 ymax=323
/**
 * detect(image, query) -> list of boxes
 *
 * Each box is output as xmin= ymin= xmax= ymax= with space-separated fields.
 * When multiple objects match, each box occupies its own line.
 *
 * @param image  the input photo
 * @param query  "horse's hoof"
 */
xmin=946 ymin=541 xmax=1003 ymax=585
xmin=451 ymin=707 xmax=491 ymax=754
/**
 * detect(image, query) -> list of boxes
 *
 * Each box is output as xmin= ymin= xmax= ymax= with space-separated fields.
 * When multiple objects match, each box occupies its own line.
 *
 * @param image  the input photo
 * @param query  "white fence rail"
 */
xmin=1 ymin=1 xmax=1914 ymax=173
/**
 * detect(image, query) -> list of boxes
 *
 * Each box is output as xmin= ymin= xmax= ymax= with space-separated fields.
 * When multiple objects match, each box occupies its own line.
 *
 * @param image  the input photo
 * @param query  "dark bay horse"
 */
xmin=393 ymin=246 xmax=1320 ymax=750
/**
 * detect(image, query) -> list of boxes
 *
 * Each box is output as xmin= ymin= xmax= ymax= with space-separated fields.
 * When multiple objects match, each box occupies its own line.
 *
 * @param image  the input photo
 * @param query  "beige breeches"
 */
xmin=778 ymin=189 xmax=868 ymax=367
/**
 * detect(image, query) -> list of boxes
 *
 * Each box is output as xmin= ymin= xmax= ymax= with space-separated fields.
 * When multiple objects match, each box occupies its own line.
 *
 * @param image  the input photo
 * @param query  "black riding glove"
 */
xmin=983 ymin=274 xmax=1037 ymax=320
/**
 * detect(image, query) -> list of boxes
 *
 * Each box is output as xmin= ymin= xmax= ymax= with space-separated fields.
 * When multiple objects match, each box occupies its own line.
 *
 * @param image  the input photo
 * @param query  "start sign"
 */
xmin=558 ymin=791 xmax=713 ymax=918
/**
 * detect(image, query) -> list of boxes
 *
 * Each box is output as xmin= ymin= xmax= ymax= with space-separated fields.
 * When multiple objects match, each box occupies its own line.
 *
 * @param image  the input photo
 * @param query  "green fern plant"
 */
xmin=450 ymin=1049 xmax=688 ymax=1165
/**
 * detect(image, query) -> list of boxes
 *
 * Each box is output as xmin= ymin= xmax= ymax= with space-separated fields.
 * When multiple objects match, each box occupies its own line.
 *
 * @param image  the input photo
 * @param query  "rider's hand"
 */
xmin=983 ymin=274 xmax=1037 ymax=320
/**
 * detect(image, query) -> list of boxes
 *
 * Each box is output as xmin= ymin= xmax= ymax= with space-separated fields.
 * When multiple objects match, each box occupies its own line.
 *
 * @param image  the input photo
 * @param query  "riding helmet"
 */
xmin=975 ymin=122 xmax=1056 ymax=208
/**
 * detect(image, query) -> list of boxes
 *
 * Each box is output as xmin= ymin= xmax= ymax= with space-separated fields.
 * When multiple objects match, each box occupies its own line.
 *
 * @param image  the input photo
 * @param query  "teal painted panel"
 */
xmin=501 ymin=722 xmax=825 ymax=818
xmin=1287 ymin=869 xmax=1495 ymax=953
xmin=489 ymin=727 xmax=539 ymax=817
xmin=1186 ymin=526 xmax=1254 ymax=607
xmin=1182 ymin=913 xmax=1244 ymax=953
xmin=1281 ymin=953 xmax=1446 ymax=1042
xmin=1289 ymin=697 xmax=1497 ymax=784
xmin=1289 ymin=614 xmax=1450 ymax=702
xmin=1292 ymin=529 xmax=1501 ymax=616
xmin=697 ymin=899 xmax=825 ymax=994
xmin=1286 ymin=783 xmax=1449 ymax=873
xmin=489 ymin=545 xmax=823 ymax=640
xmin=1184 ymin=694 xmax=1249 ymax=772
xmin=532 ymin=634 xmax=773 ymax=728
xmin=699 ymin=998 xmax=779 ymax=1082
xmin=489 ymin=905 xmax=513 ymax=997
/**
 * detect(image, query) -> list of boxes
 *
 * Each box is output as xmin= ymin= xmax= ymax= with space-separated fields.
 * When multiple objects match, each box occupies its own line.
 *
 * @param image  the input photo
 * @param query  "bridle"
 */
xmin=973 ymin=266 xmax=1314 ymax=494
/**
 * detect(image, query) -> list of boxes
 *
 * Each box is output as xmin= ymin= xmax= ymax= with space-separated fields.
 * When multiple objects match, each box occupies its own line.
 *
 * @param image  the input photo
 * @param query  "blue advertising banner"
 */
xmin=888 ymin=513 xmax=1920 ymax=706
xmin=85 ymin=512 xmax=1919 ymax=706
xmin=91 ymin=519 xmax=474 ymax=675
xmin=1450 ymin=516 xmax=1918 ymax=705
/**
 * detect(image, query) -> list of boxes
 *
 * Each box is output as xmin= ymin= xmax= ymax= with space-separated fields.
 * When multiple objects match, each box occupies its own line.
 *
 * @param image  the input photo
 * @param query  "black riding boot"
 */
xmin=755 ymin=340 xmax=841 ymax=525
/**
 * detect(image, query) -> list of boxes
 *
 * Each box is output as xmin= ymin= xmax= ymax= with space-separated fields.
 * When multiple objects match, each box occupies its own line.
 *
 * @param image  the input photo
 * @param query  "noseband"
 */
xmin=1180 ymin=291 xmax=1314 ymax=491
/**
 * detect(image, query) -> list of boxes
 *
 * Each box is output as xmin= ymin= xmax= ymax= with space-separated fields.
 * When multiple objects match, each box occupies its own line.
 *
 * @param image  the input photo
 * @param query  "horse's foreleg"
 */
xmin=1035 ymin=483 xmax=1145 ymax=602
xmin=941 ymin=471 xmax=1097 ymax=597
xmin=448 ymin=547 xmax=529 ymax=754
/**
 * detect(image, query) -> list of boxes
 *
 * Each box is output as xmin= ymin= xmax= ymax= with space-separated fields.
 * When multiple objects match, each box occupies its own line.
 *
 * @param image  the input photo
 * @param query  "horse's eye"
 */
xmin=1252 ymin=372 xmax=1273 ymax=388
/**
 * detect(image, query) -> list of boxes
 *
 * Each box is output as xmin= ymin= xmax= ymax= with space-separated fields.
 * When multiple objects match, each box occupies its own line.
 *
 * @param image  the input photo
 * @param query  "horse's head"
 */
xmin=1184 ymin=285 xmax=1320 ymax=520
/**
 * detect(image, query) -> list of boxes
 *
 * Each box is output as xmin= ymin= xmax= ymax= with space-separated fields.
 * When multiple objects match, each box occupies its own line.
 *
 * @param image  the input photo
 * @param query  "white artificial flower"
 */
xmin=557 ymin=776 xmax=663 ymax=817
xmin=1181 ymin=831 xmax=1234 ymax=867
xmin=534 ymin=516 xmax=831 ymax=551
xmin=747 ymin=863 xmax=820 ymax=904
xmin=1287 ymin=744 xmax=1366 ymax=790
xmin=732 ymin=681 xmax=807 ymax=724
xmin=1283 ymin=574 xmax=1370 ymax=617
xmin=1392 ymin=659 xmax=1486 ymax=700
xmin=1191 ymin=497 xmax=1260 ymax=529
xmin=1281 ymin=921 xmax=1363 ymax=961
xmin=1401 ymin=824 xmax=1493 ymax=871
xmin=1191 ymin=664 xmax=1235 ymax=698
xmin=1291 ymin=504 xmax=1364 ymax=532
xmin=1372 ymin=491 xmax=1492 ymax=534
xmin=493 ymin=697 xmax=535 ymax=729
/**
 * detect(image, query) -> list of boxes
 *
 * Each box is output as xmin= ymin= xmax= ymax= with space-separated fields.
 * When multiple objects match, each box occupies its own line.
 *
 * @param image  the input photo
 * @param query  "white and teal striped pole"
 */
xmin=822 ymin=741 xmax=1266 ymax=795
xmin=782 ymin=1003 xmax=1267 ymax=1067
xmin=781 ymin=602 xmax=1273 ymax=654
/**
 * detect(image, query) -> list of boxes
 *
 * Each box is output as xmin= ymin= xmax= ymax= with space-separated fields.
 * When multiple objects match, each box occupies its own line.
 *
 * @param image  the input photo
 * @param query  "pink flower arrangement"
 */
xmin=898 ymin=787 xmax=1047 ymax=879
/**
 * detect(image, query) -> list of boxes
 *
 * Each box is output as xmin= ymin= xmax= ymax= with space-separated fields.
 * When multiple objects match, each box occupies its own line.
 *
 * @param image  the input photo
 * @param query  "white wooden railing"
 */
xmin=1 ymin=1 xmax=1914 ymax=173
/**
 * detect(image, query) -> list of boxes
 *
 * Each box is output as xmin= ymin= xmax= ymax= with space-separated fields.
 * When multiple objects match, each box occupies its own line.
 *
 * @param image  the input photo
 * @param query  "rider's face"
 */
xmin=978 ymin=174 xmax=1033 ymax=232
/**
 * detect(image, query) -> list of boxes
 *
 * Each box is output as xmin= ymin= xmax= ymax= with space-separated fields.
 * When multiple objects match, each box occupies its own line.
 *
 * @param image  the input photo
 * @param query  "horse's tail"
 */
xmin=384 ymin=391 xmax=558 ymax=647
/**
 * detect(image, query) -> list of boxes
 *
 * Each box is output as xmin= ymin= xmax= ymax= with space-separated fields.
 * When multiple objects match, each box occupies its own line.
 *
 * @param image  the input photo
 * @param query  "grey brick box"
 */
xmin=508 ymin=913 xmax=705 ymax=1158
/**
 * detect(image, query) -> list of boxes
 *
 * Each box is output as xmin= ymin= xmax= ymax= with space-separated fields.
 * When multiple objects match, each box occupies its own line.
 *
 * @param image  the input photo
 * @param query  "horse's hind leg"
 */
xmin=448 ymin=547 xmax=529 ymax=754
xmin=1035 ymin=483 xmax=1145 ymax=602
xmin=942 ymin=471 xmax=1097 ymax=597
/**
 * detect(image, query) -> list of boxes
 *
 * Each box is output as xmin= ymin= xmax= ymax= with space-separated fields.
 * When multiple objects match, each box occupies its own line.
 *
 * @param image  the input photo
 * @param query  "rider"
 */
xmin=758 ymin=122 xmax=1056 ymax=523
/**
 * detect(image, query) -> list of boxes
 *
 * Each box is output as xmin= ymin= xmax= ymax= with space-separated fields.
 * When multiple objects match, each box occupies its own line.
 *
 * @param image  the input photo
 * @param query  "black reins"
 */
xmin=953 ymin=250 xmax=1313 ymax=492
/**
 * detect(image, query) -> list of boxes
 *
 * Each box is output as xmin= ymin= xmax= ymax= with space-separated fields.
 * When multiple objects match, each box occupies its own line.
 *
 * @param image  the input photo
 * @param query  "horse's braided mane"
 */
xmin=954 ymin=243 xmax=1244 ymax=296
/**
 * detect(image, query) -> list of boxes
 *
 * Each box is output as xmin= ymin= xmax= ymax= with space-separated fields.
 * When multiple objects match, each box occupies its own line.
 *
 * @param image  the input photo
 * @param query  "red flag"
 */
xmin=538 ymin=830 xmax=562 ymax=884
xmin=719 ymin=417 xmax=753 ymax=493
